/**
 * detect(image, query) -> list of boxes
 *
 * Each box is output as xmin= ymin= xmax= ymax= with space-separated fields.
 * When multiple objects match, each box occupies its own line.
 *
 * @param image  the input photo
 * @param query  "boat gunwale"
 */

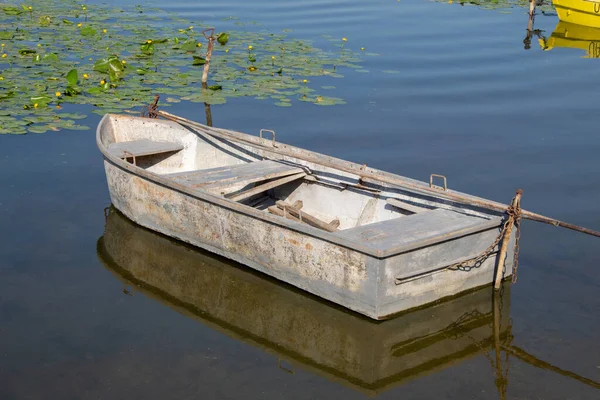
xmin=96 ymin=113 xmax=502 ymax=258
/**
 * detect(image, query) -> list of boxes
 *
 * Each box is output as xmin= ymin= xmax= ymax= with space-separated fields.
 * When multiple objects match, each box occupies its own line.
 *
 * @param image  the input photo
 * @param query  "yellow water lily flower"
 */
xmin=121 ymin=60 xmax=126 ymax=65
xmin=82 ymin=6 xmax=86 ymax=10
xmin=100 ymin=79 xmax=106 ymax=85
xmin=271 ymin=56 xmax=275 ymax=60
xmin=342 ymin=37 xmax=347 ymax=42
xmin=248 ymin=45 xmax=253 ymax=50
xmin=197 ymin=42 xmax=202 ymax=47
xmin=189 ymin=26 xmax=194 ymax=30
xmin=56 ymin=105 xmax=61 ymax=109
xmin=361 ymin=47 xmax=365 ymax=50
xmin=225 ymin=49 xmax=229 ymax=53
xmin=28 ymin=6 xmax=32 ymax=10
xmin=248 ymin=66 xmax=257 ymax=71
xmin=1 ymin=44 xmax=4 ymax=47
xmin=103 ymin=29 xmax=107 ymax=34
xmin=34 ymin=103 xmax=38 ymax=108
xmin=146 ymin=39 xmax=152 ymax=44
xmin=0 ymin=76 xmax=3 ymax=80
xmin=55 ymin=91 xmax=61 ymax=97
xmin=2 ymin=54 xmax=7 ymax=58
xmin=83 ymin=74 xmax=89 ymax=79
xmin=77 ymin=23 xmax=82 ymax=28
xmin=303 ymin=79 xmax=307 ymax=83
xmin=37 ymin=43 xmax=41 ymax=47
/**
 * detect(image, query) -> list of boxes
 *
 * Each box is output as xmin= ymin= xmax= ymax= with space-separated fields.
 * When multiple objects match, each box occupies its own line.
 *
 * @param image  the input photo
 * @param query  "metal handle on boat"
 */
xmin=277 ymin=357 xmax=295 ymax=375
xmin=260 ymin=129 xmax=276 ymax=146
xmin=429 ymin=174 xmax=447 ymax=191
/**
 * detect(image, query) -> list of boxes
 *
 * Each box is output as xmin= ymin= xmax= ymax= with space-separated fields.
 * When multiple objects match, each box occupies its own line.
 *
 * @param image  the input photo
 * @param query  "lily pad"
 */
xmin=0 ymin=1 xmax=368 ymax=134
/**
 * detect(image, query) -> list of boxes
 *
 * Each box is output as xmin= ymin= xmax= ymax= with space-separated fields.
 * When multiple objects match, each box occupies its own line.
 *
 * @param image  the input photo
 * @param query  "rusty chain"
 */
xmin=448 ymin=201 xmax=523 ymax=282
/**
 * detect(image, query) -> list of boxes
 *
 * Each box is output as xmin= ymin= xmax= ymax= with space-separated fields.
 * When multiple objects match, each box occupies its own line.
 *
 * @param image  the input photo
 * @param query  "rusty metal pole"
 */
xmin=202 ymin=28 xmax=215 ymax=84
xmin=494 ymin=190 xmax=522 ymax=290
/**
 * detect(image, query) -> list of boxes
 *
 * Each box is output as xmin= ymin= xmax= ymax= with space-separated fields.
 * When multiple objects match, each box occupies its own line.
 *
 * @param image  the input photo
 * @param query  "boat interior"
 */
xmin=100 ymin=115 xmax=499 ymax=242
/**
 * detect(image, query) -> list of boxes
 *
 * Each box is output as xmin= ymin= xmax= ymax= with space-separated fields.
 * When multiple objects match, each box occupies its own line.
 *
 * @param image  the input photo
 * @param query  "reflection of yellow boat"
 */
xmin=553 ymin=0 xmax=600 ymax=28
xmin=544 ymin=21 xmax=600 ymax=57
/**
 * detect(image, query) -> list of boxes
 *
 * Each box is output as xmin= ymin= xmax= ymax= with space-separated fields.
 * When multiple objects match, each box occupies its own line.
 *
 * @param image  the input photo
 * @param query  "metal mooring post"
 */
xmin=494 ymin=190 xmax=523 ymax=290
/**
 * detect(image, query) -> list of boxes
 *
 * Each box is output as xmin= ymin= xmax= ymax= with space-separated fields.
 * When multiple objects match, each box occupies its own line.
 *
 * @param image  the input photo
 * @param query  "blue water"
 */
xmin=1 ymin=0 xmax=599 ymax=398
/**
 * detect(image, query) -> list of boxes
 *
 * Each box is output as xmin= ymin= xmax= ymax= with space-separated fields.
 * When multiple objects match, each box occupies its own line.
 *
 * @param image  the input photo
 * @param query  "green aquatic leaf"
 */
xmin=0 ymin=91 xmax=16 ymax=101
xmin=180 ymin=40 xmax=197 ymax=53
xmin=140 ymin=42 xmax=155 ymax=55
xmin=80 ymin=26 xmax=97 ymax=37
xmin=39 ymin=16 xmax=52 ymax=27
xmin=64 ymin=86 xmax=81 ymax=96
xmin=192 ymin=55 xmax=206 ymax=65
xmin=42 ymin=53 xmax=59 ymax=63
xmin=27 ymin=125 xmax=51 ymax=134
xmin=2 ymin=6 xmax=23 ymax=16
xmin=19 ymin=49 xmax=37 ymax=55
xmin=30 ymin=95 xmax=52 ymax=106
xmin=66 ymin=69 xmax=78 ymax=86
xmin=108 ymin=58 xmax=124 ymax=73
xmin=208 ymin=85 xmax=222 ymax=91
xmin=217 ymin=32 xmax=229 ymax=45
xmin=0 ymin=31 xmax=13 ymax=40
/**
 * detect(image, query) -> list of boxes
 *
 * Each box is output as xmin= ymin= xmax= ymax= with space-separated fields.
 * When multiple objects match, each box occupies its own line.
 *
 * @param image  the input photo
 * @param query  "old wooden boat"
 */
xmin=97 ymin=113 xmax=515 ymax=320
xmin=553 ymin=0 xmax=600 ymax=29
xmin=97 ymin=206 xmax=513 ymax=396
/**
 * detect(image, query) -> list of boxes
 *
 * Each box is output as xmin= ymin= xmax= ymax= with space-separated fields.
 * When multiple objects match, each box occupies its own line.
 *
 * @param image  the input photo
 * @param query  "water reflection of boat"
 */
xmin=553 ymin=0 xmax=600 ymax=28
xmin=97 ymin=207 xmax=514 ymax=396
xmin=545 ymin=20 xmax=600 ymax=57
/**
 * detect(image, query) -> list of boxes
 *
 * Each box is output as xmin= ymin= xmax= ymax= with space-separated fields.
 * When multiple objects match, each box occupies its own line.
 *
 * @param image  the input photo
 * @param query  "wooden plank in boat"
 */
xmin=107 ymin=139 xmax=183 ymax=159
xmin=167 ymin=160 xmax=305 ymax=189
xmin=335 ymin=209 xmax=499 ymax=257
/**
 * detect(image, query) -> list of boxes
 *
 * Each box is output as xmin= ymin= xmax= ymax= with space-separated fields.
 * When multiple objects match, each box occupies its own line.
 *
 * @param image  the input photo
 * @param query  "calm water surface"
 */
xmin=1 ymin=0 xmax=599 ymax=399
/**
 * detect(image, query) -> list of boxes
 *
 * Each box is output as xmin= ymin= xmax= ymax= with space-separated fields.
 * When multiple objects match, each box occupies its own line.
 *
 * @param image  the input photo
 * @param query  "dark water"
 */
xmin=1 ymin=0 xmax=599 ymax=399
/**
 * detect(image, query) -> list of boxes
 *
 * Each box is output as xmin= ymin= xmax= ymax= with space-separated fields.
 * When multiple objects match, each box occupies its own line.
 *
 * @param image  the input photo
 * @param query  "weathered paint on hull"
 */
xmin=104 ymin=158 xmax=513 ymax=320
xmin=98 ymin=207 xmax=513 ymax=396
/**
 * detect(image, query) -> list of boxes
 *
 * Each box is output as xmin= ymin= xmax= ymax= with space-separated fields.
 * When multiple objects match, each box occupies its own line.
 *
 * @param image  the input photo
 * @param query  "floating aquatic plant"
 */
xmin=0 ymin=1 xmax=366 ymax=134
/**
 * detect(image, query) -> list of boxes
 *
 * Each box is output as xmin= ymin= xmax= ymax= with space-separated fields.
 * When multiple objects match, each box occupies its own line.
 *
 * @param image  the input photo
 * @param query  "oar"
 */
xmin=157 ymin=110 xmax=600 ymax=238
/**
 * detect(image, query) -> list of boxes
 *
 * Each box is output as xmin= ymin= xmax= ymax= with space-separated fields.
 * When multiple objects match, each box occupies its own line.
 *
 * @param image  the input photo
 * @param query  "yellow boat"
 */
xmin=543 ymin=20 xmax=600 ymax=57
xmin=553 ymin=0 xmax=600 ymax=28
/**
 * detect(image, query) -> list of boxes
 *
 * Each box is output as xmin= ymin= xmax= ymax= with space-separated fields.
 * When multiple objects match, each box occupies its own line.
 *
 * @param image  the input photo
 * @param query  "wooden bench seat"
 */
xmin=107 ymin=139 xmax=184 ymax=159
xmin=165 ymin=160 xmax=307 ymax=196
